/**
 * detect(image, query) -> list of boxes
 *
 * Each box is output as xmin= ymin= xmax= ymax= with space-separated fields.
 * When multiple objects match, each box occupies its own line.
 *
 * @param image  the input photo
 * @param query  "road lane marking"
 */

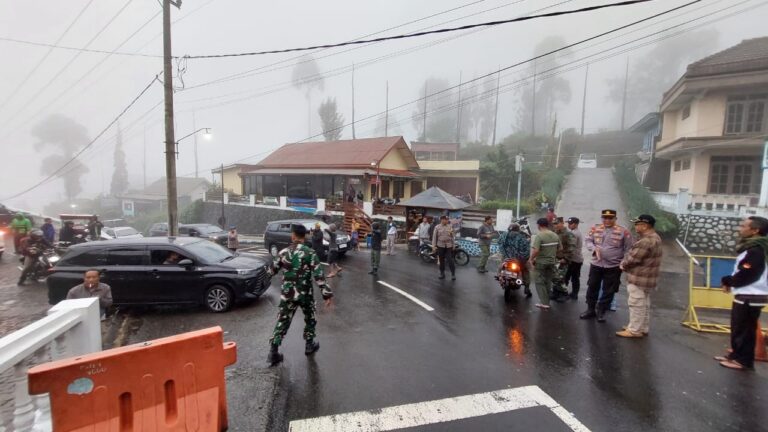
xmin=288 ymin=385 xmax=591 ymax=432
xmin=377 ymin=280 xmax=434 ymax=312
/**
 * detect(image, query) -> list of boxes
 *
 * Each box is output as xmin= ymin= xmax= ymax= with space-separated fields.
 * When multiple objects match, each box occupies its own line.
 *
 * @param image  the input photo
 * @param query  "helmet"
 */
xmin=29 ymin=229 xmax=43 ymax=241
xmin=508 ymin=223 xmax=520 ymax=232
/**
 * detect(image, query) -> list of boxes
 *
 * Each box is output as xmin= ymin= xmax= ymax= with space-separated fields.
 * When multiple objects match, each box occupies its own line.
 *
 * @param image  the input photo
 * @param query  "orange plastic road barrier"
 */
xmin=756 ymin=320 xmax=768 ymax=363
xmin=27 ymin=326 xmax=236 ymax=432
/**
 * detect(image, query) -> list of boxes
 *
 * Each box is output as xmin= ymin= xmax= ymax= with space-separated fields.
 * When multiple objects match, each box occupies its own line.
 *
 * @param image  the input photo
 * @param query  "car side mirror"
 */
xmin=178 ymin=259 xmax=194 ymax=267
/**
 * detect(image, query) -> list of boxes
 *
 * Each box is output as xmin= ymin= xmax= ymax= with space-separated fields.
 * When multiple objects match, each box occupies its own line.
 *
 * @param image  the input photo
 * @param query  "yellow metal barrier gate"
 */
xmin=682 ymin=254 xmax=768 ymax=333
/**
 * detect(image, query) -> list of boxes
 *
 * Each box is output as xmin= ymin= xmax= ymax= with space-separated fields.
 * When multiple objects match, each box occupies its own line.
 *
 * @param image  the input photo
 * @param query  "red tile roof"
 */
xmin=256 ymin=136 xmax=418 ymax=169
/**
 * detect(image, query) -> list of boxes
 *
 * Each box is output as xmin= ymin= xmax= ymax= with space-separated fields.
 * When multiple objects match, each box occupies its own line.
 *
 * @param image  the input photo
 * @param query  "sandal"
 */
xmin=535 ymin=304 xmax=551 ymax=310
xmin=713 ymin=355 xmax=729 ymax=362
xmin=719 ymin=360 xmax=747 ymax=370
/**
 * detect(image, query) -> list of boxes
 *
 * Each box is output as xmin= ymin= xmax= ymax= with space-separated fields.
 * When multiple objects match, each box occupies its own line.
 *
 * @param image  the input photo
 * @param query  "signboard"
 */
xmin=496 ymin=209 xmax=513 ymax=231
xmin=349 ymin=178 xmax=361 ymax=185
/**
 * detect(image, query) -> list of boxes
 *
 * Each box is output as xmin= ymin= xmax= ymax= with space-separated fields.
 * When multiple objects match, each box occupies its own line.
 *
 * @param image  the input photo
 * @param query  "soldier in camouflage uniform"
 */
xmin=552 ymin=217 xmax=576 ymax=302
xmin=268 ymin=224 xmax=333 ymax=366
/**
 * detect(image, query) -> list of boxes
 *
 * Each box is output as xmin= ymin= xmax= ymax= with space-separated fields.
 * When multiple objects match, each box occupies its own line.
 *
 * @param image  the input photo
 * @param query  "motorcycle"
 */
xmin=495 ymin=258 xmax=525 ymax=303
xmin=418 ymin=241 xmax=470 ymax=266
xmin=17 ymin=247 xmax=59 ymax=282
xmin=516 ymin=217 xmax=532 ymax=238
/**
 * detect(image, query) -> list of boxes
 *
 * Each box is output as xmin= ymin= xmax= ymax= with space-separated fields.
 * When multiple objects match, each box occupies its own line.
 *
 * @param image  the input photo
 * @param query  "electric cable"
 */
xmin=0 ymin=37 xmax=163 ymax=58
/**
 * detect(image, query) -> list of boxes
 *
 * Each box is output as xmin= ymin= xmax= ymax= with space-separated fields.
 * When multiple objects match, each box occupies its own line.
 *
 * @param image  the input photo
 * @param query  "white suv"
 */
xmin=577 ymin=153 xmax=597 ymax=168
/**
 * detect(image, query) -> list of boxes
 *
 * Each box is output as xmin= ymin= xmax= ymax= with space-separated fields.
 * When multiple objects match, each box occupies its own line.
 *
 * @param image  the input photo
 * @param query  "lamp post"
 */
xmin=370 ymin=160 xmax=381 ymax=200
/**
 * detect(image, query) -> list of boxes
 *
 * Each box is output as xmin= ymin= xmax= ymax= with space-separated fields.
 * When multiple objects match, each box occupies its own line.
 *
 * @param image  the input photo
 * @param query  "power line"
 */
xmin=1 ymin=75 xmax=160 ymax=201
xmin=0 ymin=36 xmax=164 ymax=58
xmin=0 ymin=0 xmax=136 ymax=128
xmin=0 ymin=0 xmax=96 ymax=115
xmin=183 ymin=0 xmax=657 ymax=59
xmin=187 ymin=0 xmax=703 ymax=173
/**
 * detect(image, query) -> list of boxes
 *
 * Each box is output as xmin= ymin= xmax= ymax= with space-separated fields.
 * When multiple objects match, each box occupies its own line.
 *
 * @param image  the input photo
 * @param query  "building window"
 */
xmin=708 ymin=156 xmax=761 ymax=195
xmin=393 ymin=181 xmax=405 ymax=199
xmin=682 ymin=105 xmax=691 ymax=120
xmin=725 ymin=94 xmax=767 ymax=134
xmin=673 ymin=160 xmax=681 ymax=172
xmin=682 ymin=159 xmax=691 ymax=170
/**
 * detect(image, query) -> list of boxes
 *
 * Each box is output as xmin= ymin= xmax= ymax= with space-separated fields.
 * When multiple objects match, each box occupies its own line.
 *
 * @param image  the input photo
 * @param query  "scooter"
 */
xmin=516 ymin=217 xmax=532 ymax=238
xmin=495 ymin=258 xmax=525 ymax=302
xmin=418 ymin=241 xmax=470 ymax=266
xmin=17 ymin=247 xmax=60 ymax=282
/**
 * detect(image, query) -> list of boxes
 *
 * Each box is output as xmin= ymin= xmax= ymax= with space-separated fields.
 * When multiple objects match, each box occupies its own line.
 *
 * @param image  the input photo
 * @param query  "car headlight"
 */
xmin=323 ymin=240 xmax=329 ymax=246
xmin=237 ymin=268 xmax=256 ymax=276
xmin=48 ymin=256 xmax=60 ymax=263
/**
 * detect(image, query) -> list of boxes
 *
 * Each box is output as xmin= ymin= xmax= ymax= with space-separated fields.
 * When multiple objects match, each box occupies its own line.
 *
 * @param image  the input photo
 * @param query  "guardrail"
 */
xmin=0 ymin=298 xmax=101 ymax=431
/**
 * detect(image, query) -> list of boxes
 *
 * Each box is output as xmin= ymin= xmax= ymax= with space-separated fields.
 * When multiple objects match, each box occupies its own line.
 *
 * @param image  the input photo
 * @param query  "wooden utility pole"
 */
xmin=351 ymin=63 xmax=356 ymax=139
xmin=580 ymin=64 xmax=589 ymax=136
xmin=422 ymin=82 xmax=428 ymax=141
xmin=456 ymin=71 xmax=463 ymax=144
xmin=163 ymin=0 xmax=180 ymax=236
xmin=384 ymin=81 xmax=389 ymax=136
xmin=491 ymin=67 xmax=501 ymax=146
xmin=531 ymin=62 xmax=538 ymax=136
xmin=621 ymin=57 xmax=629 ymax=130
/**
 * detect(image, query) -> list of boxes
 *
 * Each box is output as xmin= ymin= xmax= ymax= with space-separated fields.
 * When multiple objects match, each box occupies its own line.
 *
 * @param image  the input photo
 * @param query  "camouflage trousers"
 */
xmin=551 ymin=261 xmax=570 ymax=296
xmin=270 ymin=293 xmax=317 ymax=346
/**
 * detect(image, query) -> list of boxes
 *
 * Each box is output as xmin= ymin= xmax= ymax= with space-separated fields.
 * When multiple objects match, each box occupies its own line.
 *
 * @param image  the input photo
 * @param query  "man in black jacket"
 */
xmin=717 ymin=216 xmax=768 ymax=370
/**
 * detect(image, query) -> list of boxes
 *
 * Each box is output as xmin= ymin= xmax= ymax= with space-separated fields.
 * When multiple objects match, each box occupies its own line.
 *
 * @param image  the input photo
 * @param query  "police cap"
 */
xmin=601 ymin=209 xmax=617 ymax=218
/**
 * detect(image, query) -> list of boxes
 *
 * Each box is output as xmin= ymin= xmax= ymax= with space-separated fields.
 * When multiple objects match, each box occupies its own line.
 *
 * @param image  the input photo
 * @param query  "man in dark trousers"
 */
xmin=267 ymin=224 xmax=333 ymax=366
xmin=580 ymin=209 xmax=633 ymax=323
xmin=716 ymin=216 xmax=768 ymax=370
xmin=432 ymin=215 xmax=456 ymax=280
xmin=369 ymin=222 xmax=382 ymax=275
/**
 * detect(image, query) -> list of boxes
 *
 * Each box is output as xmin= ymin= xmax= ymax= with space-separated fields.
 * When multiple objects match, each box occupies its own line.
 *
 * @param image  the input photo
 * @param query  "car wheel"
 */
xmin=269 ymin=243 xmax=279 ymax=257
xmin=204 ymin=285 xmax=233 ymax=313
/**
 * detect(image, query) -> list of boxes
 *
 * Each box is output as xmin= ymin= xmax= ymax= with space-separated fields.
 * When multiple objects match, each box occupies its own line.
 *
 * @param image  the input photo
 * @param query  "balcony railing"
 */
xmin=0 ymin=298 xmax=101 ymax=431
xmin=650 ymin=189 xmax=757 ymax=215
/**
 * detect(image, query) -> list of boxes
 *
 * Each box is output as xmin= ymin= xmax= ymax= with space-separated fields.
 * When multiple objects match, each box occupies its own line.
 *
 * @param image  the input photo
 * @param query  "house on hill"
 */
xmin=118 ymin=177 xmax=209 ymax=217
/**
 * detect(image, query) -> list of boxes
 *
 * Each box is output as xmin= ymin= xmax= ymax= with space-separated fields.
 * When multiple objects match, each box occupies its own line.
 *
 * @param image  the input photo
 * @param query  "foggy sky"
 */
xmin=0 ymin=0 xmax=765 ymax=212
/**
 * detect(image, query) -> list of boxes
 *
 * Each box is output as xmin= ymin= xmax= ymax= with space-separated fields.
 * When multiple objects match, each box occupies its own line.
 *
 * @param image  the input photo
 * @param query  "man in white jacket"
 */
xmin=717 ymin=216 xmax=768 ymax=370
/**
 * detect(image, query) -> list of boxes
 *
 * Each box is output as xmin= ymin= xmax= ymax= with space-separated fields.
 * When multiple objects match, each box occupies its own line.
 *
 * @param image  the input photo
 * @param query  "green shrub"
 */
xmin=613 ymin=163 xmax=679 ymax=238
xmin=479 ymin=200 xmax=535 ymax=215
xmin=540 ymin=168 xmax=566 ymax=203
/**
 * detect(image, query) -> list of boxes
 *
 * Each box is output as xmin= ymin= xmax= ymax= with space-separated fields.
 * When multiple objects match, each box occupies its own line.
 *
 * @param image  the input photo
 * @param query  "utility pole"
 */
xmin=491 ymin=67 xmax=501 ymax=146
xmin=142 ymin=125 xmax=147 ymax=190
xmin=219 ymin=163 xmax=226 ymax=228
xmin=351 ymin=63 xmax=356 ymax=139
xmin=555 ymin=132 xmax=563 ymax=169
xmin=531 ymin=62 xmax=537 ymax=136
xmin=192 ymin=111 xmax=199 ymax=178
xmin=422 ymin=82 xmax=428 ymax=142
xmin=163 ymin=0 xmax=180 ymax=236
xmin=620 ymin=57 xmax=629 ymax=130
xmin=384 ymin=81 xmax=389 ymax=136
xmin=515 ymin=154 xmax=523 ymax=218
xmin=580 ymin=64 xmax=589 ymax=136
xmin=456 ymin=71 xmax=462 ymax=144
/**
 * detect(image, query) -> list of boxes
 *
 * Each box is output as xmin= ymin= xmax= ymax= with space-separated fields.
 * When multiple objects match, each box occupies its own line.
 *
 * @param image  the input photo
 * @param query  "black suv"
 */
xmin=148 ymin=223 xmax=228 ymax=246
xmin=264 ymin=219 xmax=351 ymax=258
xmin=47 ymin=237 xmax=271 ymax=312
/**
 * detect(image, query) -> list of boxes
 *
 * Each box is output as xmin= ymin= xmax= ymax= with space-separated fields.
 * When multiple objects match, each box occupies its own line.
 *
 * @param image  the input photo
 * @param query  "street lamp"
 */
xmin=167 ymin=127 xmax=212 ymax=236
xmin=370 ymin=160 xmax=381 ymax=199
xmin=175 ymin=127 xmax=212 ymax=160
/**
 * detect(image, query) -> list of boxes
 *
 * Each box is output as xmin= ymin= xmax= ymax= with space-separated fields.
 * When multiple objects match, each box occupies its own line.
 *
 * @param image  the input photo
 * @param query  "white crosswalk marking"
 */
xmin=288 ymin=385 xmax=591 ymax=432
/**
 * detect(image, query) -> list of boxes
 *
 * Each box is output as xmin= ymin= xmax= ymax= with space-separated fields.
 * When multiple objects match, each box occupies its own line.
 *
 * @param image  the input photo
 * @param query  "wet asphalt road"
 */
xmin=109 ymin=168 xmax=768 ymax=431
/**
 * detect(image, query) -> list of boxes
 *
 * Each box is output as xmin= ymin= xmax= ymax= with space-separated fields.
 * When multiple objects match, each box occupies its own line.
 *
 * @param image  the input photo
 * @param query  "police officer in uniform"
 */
xmin=580 ymin=209 xmax=633 ymax=322
xmin=267 ymin=224 xmax=333 ymax=366
xmin=552 ymin=217 xmax=576 ymax=302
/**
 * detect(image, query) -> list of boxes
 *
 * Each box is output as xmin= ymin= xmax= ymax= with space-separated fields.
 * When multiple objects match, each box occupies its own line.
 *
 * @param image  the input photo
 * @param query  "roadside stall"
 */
xmin=399 ymin=187 xmax=471 ymax=252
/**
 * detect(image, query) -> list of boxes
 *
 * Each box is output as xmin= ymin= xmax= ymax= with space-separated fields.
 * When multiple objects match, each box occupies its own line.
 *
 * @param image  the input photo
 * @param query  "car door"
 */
xmin=102 ymin=246 xmax=149 ymax=304
xmin=145 ymin=246 xmax=202 ymax=303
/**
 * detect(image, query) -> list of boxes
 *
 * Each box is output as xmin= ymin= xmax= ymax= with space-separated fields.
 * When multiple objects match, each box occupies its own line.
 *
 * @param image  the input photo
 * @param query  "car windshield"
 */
xmin=183 ymin=240 xmax=233 ymax=263
xmin=579 ymin=153 xmax=597 ymax=161
xmin=193 ymin=225 xmax=224 ymax=235
xmin=115 ymin=227 xmax=138 ymax=236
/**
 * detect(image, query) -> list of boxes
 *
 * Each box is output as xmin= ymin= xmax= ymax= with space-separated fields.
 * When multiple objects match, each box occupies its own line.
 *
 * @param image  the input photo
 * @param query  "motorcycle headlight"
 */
xmin=322 ymin=240 xmax=329 ymax=246
xmin=48 ymin=256 xmax=60 ymax=263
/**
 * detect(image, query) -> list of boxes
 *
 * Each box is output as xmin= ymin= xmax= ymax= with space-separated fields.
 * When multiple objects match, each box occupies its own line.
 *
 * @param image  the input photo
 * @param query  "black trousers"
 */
xmin=730 ymin=300 xmax=763 ymax=368
xmin=585 ymin=265 xmax=622 ymax=311
xmin=565 ymin=261 xmax=583 ymax=296
xmin=437 ymin=247 xmax=455 ymax=276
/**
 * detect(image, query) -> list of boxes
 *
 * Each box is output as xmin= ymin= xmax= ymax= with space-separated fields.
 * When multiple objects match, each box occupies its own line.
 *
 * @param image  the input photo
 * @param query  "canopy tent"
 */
xmin=399 ymin=186 xmax=471 ymax=210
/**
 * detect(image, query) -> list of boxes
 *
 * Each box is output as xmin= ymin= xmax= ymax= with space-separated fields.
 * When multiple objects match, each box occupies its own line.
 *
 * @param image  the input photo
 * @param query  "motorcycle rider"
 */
xmin=17 ymin=229 xmax=52 ymax=286
xmin=498 ymin=223 xmax=532 ymax=297
xmin=10 ymin=213 xmax=32 ymax=254
xmin=59 ymin=221 xmax=76 ymax=244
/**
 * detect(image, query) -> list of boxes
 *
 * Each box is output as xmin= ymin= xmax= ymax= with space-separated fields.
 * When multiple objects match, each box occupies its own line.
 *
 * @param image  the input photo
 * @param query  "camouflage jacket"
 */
xmin=555 ymin=228 xmax=577 ymax=262
xmin=272 ymin=242 xmax=326 ymax=300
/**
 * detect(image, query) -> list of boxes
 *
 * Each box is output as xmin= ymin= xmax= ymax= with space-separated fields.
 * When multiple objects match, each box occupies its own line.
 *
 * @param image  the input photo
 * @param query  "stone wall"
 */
xmin=678 ymin=214 xmax=740 ymax=254
xmin=199 ymin=202 xmax=336 ymax=235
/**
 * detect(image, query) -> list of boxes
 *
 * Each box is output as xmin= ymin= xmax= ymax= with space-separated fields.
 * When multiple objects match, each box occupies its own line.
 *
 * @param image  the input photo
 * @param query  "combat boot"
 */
xmin=524 ymin=286 xmax=532 ymax=298
xmin=596 ymin=307 xmax=606 ymax=323
xmin=267 ymin=343 xmax=283 ymax=366
xmin=305 ymin=339 xmax=320 ymax=355
xmin=579 ymin=308 xmax=596 ymax=319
